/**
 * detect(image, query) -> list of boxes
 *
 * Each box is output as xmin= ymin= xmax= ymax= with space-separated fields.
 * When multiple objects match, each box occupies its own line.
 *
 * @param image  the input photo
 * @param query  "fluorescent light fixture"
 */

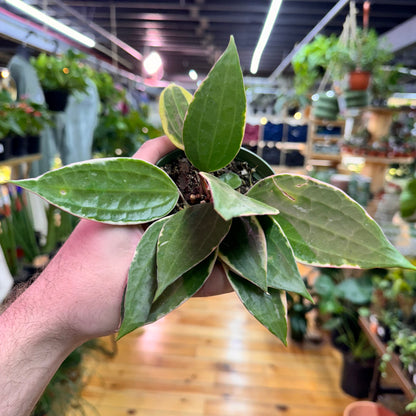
xmin=4 ymin=0 xmax=96 ymax=48
xmin=143 ymin=51 xmax=162 ymax=75
xmin=250 ymin=0 xmax=283 ymax=74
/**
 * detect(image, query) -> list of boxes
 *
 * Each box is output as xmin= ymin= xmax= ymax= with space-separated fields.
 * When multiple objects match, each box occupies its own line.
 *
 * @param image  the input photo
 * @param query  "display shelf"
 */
xmin=359 ymin=316 xmax=415 ymax=401
xmin=0 ymin=153 xmax=41 ymax=179
xmin=257 ymin=120 xmax=307 ymax=169
xmin=305 ymin=118 xmax=345 ymax=168
xmin=342 ymin=152 xmax=414 ymax=193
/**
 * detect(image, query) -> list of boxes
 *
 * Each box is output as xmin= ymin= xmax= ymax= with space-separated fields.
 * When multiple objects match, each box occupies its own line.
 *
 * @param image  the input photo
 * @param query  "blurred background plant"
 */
xmin=92 ymin=72 xmax=162 ymax=157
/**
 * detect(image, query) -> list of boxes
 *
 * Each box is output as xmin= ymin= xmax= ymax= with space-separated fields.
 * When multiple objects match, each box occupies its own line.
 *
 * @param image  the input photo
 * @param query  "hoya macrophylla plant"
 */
xmin=11 ymin=36 xmax=415 ymax=344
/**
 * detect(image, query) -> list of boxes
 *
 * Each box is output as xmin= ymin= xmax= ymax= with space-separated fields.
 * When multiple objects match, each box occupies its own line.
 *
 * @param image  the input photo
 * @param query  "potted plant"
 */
xmin=332 ymin=28 xmax=394 ymax=91
xmin=11 ymin=37 xmax=415 ymax=344
xmin=314 ymin=268 xmax=378 ymax=397
xmin=31 ymin=49 xmax=89 ymax=111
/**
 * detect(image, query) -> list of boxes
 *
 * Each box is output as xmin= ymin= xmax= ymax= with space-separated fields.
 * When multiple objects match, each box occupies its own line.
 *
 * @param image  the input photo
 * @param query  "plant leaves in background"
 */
xmin=183 ymin=36 xmax=246 ymax=172
xmin=227 ymin=270 xmax=287 ymax=344
xmin=156 ymin=203 xmax=231 ymax=299
xmin=200 ymin=172 xmax=278 ymax=221
xmin=12 ymin=158 xmax=179 ymax=224
xmin=219 ymin=216 xmax=267 ymax=291
xmin=159 ymin=84 xmax=193 ymax=149
xmin=118 ymin=219 xmax=167 ymax=339
xmin=146 ymin=251 xmax=217 ymax=324
xmin=258 ymin=216 xmax=312 ymax=301
xmin=248 ymin=174 xmax=416 ymax=270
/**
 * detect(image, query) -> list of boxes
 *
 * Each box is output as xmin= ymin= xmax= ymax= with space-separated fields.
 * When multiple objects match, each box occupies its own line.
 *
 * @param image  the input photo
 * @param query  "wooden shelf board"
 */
xmin=310 ymin=153 xmax=342 ymax=161
xmin=0 ymin=154 xmax=41 ymax=167
xmin=341 ymin=153 xmax=414 ymax=165
xmin=359 ymin=316 xmax=415 ymax=401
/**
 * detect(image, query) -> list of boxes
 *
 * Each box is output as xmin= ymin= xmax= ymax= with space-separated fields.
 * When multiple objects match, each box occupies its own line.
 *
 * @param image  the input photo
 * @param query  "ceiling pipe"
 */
xmin=46 ymin=0 xmax=143 ymax=61
xmin=268 ymin=0 xmax=350 ymax=82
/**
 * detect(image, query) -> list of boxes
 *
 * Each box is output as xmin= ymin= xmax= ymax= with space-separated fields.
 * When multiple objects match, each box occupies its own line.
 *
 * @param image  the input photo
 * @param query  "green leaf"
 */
xmin=118 ymin=219 xmax=167 ymax=339
xmin=219 ymin=172 xmax=242 ymax=189
xmin=248 ymin=174 xmax=415 ymax=270
xmin=146 ymin=251 xmax=217 ymax=324
xmin=227 ymin=270 xmax=287 ymax=344
xmin=159 ymin=84 xmax=193 ymax=149
xmin=258 ymin=216 xmax=312 ymax=301
xmin=11 ymin=158 xmax=179 ymax=224
xmin=156 ymin=203 xmax=231 ymax=299
xmin=200 ymin=172 xmax=279 ymax=221
xmin=183 ymin=36 xmax=246 ymax=171
xmin=219 ymin=217 xmax=267 ymax=291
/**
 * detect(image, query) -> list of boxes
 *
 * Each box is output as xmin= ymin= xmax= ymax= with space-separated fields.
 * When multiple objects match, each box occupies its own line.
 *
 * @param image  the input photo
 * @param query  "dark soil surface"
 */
xmin=162 ymin=156 xmax=259 ymax=208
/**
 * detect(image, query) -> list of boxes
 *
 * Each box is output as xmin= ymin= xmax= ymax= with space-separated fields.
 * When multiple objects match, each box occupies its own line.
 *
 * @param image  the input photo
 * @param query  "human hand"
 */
xmin=46 ymin=136 xmax=230 ymax=343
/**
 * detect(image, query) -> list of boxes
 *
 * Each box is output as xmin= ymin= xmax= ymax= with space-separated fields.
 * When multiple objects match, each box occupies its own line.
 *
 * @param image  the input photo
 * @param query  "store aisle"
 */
xmin=80 ymin=292 xmax=354 ymax=416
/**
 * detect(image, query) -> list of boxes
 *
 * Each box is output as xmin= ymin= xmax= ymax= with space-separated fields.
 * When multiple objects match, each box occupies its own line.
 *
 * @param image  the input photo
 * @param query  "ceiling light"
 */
xmin=143 ymin=51 xmax=162 ymax=75
xmin=250 ymin=0 xmax=283 ymax=74
xmin=4 ymin=0 xmax=96 ymax=48
xmin=188 ymin=69 xmax=198 ymax=80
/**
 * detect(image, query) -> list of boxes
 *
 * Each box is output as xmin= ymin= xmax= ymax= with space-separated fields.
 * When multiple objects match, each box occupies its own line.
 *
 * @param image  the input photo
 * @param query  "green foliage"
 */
xmin=12 ymin=36 xmax=415 ymax=345
xmin=31 ymin=49 xmax=89 ymax=93
xmin=0 ymin=98 xmax=51 ymax=138
xmin=291 ymin=34 xmax=339 ymax=95
xmin=0 ymin=185 xmax=78 ymax=277
xmin=400 ymin=178 xmax=416 ymax=220
xmin=314 ymin=268 xmax=375 ymax=359
xmin=93 ymin=106 xmax=161 ymax=157
xmin=182 ymin=37 xmax=246 ymax=171
xmin=92 ymin=71 xmax=161 ymax=157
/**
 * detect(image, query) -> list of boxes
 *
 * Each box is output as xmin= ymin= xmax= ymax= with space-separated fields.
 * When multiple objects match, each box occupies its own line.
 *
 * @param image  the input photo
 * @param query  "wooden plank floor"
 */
xmin=79 ymin=292 xmax=355 ymax=416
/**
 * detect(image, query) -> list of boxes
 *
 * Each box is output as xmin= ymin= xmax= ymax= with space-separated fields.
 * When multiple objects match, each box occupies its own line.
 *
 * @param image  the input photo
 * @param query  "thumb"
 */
xmin=133 ymin=136 xmax=176 ymax=164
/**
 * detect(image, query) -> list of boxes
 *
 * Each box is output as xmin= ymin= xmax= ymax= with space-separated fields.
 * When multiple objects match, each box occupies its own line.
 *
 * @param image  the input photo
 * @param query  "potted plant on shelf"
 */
xmin=0 ymin=98 xmax=51 ymax=158
xmin=11 ymin=37 xmax=415 ymax=344
xmin=314 ymin=268 xmax=378 ymax=398
xmin=31 ymin=49 xmax=89 ymax=111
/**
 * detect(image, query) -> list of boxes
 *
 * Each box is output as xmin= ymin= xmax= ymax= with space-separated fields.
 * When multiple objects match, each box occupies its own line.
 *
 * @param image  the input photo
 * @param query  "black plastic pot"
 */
xmin=11 ymin=135 xmax=28 ymax=157
xmin=0 ymin=136 xmax=13 ymax=161
xmin=157 ymin=147 xmax=275 ymax=179
xmin=44 ymin=90 xmax=69 ymax=112
xmin=341 ymin=353 xmax=375 ymax=398
xmin=27 ymin=135 xmax=41 ymax=154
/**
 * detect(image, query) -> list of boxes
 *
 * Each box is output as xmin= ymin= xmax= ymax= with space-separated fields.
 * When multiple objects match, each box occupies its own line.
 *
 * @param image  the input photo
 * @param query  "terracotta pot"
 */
xmin=349 ymin=70 xmax=371 ymax=91
xmin=343 ymin=401 xmax=398 ymax=416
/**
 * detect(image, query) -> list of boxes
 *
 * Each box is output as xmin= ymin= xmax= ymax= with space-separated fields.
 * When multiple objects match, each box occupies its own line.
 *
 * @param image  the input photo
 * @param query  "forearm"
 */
xmin=0 ymin=269 xmax=80 ymax=416
xmin=0 ymin=220 xmax=141 ymax=416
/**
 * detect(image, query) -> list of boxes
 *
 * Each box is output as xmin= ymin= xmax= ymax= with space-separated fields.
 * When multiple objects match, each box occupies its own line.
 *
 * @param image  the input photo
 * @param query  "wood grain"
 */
xmin=79 ymin=292 xmax=354 ymax=416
